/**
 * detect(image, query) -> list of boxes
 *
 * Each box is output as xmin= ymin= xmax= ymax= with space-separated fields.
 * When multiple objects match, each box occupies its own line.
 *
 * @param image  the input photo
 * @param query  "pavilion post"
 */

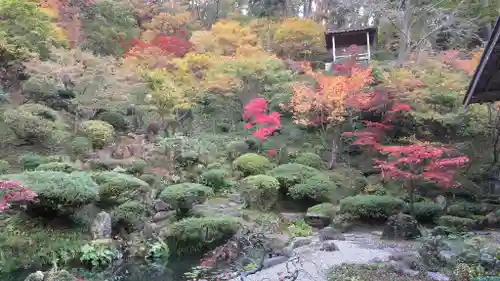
xmin=331 ymin=35 xmax=336 ymax=63
xmin=366 ymin=31 xmax=371 ymax=61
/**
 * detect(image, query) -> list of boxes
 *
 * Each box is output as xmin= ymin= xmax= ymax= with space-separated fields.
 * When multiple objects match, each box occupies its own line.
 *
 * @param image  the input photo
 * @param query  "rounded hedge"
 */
xmin=67 ymin=136 xmax=92 ymax=158
xmin=3 ymin=104 xmax=66 ymax=144
xmin=239 ymin=175 xmax=280 ymax=211
xmin=405 ymin=201 xmax=443 ymax=222
xmin=292 ymin=152 xmax=324 ymax=169
xmin=288 ymin=173 xmax=338 ymax=202
xmin=36 ymin=162 xmax=76 ymax=173
xmin=339 ymin=195 xmax=406 ymax=220
xmin=1 ymin=171 xmax=99 ymax=210
xmin=110 ymin=200 xmax=150 ymax=231
xmin=158 ymin=183 xmax=214 ymax=213
xmin=437 ymin=215 xmax=480 ymax=231
xmin=20 ymin=153 xmax=48 ymax=170
xmin=96 ymin=111 xmax=129 ymax=131
xmin=79 ymin=120 xmax=114 ymax=149
xmin=91 ymin=171 xmax=150 ymax=205
xmin=233 ymin=153 xmax=272 ymax=176
xmin=266 ymin=163 xmax=319 ymax=188
xmin=200 ymin=169 xmax=230 ymax=191
xmin=226 ymin=141 xmax=249 ymax=160
xmin=164 ymin=216 xmax=241 ymax=254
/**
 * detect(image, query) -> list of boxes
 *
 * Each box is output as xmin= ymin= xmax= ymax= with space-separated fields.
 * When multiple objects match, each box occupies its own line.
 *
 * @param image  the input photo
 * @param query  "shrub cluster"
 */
xmin=339 ymin=195 xmax=405 ymax=220
xmin=239 ymin=174 xmax=280 ymax=211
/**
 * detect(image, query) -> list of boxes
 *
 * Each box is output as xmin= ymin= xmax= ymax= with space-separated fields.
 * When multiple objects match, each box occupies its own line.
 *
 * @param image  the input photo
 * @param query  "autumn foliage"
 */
xmin=289 ymin=53 xmax=373 ymax=126
xmin=345 ymin=93 xmax=469 ymax=189
xmin=243 ymin=98 xmax=281 ymax=141
xmin=0 ymin=180 xmax=37 ymax=211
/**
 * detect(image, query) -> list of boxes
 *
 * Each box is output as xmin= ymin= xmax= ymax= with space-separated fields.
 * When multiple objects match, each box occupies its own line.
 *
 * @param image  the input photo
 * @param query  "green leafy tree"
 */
xmin=80 ymin=0 xmax=139 ymax=56
xmin=0 ymin=0 xmax=60 ymax=60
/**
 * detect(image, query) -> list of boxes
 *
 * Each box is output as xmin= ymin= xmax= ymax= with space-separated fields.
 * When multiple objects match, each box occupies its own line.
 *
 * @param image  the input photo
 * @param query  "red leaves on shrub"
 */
xmin=344 ymin=93 xmax=468 ymax=188
xmin=243 ymin=98 xmax=281 ymax=141
xmin=123 ymin=35 xmax=193 ymax=58
xmin=0 ymin=180 xmax=37 ymax=211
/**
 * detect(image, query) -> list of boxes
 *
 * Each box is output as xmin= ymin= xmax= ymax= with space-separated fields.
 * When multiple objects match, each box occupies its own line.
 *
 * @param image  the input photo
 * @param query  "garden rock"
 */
xmin=426 ymin=272 xmax=450 ymax=281
xmin=291 ymin=236 xmax=313 ymax=249
xmin=91 ymin=211 xmax=112 ymax=239
xmin=24 ymin=271 xmax=44 ymax=281
xmin=382 ymin=213 xmax=421 ymax=240
xmin=318 ymin=227 xmax=345 ymax=241
xmin=320 ymin=240 xmax=338 ymax=251
xmin=304 ymin=212 xmax=331 ymax=228
xmin=486 ymin=211 xmax=499 ymax=227
xmin=153 ymin=199 xmax=171 ymax=212
xmin=435 ymin=195 xmax=447 ymax=210
xmin=152 ymin=210 xmax=175 ymax=222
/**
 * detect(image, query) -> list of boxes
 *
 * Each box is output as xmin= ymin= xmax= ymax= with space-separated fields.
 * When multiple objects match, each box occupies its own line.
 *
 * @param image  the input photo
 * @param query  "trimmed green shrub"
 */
xmin=0 ymin=160 xmax=10 ymax=174
xmin=447 ymin=202 xmax=484 ymax=218
xmin=292 ymin=152 xmax=324 ymax=169
xmin=36 ymin=162 xmax=76 ymax=173
xmin=125 ymin=159 xmax=147 ymax=175
xmin=110 ymin=200 xmax=150 ymax=231
xmin=3 ymin=104 xmax=67 ymax=145
xmin=406 ymin=201 xmax=443 ymax=222
xmin=307 ymin=203 xmax=336 ymax=218
xmin=288 ymin=174 xmax=338 ymax=202
xmin=239 ymin=175 xmax=280 ymax=211
xmin=339 ymin=195 xmax=406 ymax=220
xmin=67 ymin=136 xmax=92 ymax=158
xmin=91 ymin=171 xmax=150 ymax=205
xmin=164 ymin=216 xmax=241 ymax=254
xmin=266 ymin=163 xmax=319 ymax=188
xmin=96 ymin=111 xmax=129 ymax=131
xmin=233 ymin=153 xmax=272 ymax=176
xmin=200 ymin=169 xmax=230 ymax=191
xmin=437 ymin=215 xmax=479 ymax=231
xmin=20 ymin=153 xmax=48 ymax=170
xmin=158 ymin=183 xmax=214 ymax=215
xmin=139 ymin=174 xmax=158 ymax=186
xmin=79 ymin=120 xmax=114 ymax=149
xmin=1 ymin=171 xmax=99 ymax=212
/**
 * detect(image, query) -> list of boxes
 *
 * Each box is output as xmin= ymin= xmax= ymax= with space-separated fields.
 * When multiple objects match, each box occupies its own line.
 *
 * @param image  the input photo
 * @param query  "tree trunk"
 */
xmin=328 ymin=128 xmax=340 ymax=169
xmin=396 ymin=0 xmax=412 ymax=66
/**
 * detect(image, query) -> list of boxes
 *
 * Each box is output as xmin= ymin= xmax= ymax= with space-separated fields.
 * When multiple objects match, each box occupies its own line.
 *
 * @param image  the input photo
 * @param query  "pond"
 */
xmin=0 ymin=254 xmax=203 ymax=281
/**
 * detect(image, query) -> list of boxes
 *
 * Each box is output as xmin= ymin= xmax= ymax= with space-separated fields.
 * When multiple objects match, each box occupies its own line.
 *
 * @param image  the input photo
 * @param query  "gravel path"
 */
xmin=231 ymin=239 xmax=394 ymax=281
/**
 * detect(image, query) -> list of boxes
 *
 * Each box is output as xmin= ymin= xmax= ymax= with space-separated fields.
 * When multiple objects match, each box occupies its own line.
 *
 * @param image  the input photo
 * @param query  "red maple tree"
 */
xmin=344 ymin=93 xmax=469 ymax=210
xmin=0 ymin=180 xmax=37 ymax=211
xmin=243 ymin=98 xmax=281 ymax=142
xmin=122 ymin=34 xmax=193 ymax=59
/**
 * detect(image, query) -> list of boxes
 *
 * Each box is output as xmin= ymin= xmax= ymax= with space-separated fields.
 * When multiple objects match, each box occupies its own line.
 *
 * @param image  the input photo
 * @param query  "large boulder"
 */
xmin=305 ymin=203 xmax=336 ymax=228
xmin=91 ymin=211 xmax=112 ymax=239
xmin=382 ymin=213 xmax=421 ymax=240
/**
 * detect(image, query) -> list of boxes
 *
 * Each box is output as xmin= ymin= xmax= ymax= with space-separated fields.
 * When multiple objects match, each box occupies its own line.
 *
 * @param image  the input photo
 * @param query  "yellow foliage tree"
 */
xmin=272 ymin=17 xmax=324 ymax=59
xmin=140 ymin=12 xmax=193 ymax=43
xmin=190 ymin=20 xmax=264 ymax=56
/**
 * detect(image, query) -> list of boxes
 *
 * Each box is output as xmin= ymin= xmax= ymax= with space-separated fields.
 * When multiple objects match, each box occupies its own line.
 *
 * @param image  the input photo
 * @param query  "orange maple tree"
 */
xmin=288 ymin=50 xmax=373 ymax=168
xmin=289 ymin=55 xmax=373 ymax=126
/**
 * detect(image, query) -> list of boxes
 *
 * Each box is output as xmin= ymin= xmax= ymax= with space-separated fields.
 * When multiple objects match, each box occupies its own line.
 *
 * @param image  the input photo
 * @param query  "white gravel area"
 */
xmin=231 ymin=240 xmax=393 ymax=281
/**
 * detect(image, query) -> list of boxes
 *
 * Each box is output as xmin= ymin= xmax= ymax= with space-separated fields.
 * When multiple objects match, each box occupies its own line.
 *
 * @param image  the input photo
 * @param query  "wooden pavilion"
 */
xmin=463 ymin=17 xmax=500 ymax=108
xmin=324 ymin=26 xmax=378 ymax=70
